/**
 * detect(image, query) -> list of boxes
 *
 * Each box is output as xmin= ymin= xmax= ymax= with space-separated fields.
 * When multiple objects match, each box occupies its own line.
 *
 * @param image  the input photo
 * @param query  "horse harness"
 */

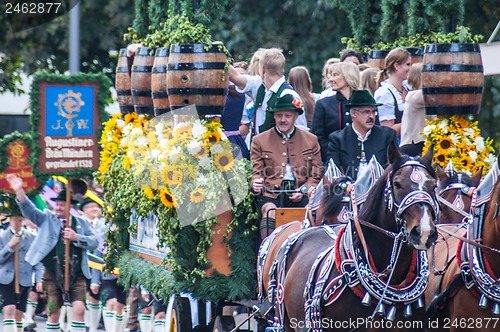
xmin=437 ymin=174 xmax=477 ymax=220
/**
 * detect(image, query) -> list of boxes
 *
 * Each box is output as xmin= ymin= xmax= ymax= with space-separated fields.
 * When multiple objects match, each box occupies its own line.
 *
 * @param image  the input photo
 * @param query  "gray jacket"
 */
xmin=0 ymin=227 xmax=44 ymax=287
xmin=17 ymin=198 xmax=98 ymax=279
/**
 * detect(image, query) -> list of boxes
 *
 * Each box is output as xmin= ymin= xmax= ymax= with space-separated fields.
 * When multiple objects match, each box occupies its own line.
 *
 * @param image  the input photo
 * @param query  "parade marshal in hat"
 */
xmin=6 ymin=174 xmax=98 ymax=331
xmin=50 ymin=190 xmax=78 ymax=205
xmin=250 ymin=93 xmax=323 ymax=240
xmin=327 ymin=90 xmax=397 ymax=180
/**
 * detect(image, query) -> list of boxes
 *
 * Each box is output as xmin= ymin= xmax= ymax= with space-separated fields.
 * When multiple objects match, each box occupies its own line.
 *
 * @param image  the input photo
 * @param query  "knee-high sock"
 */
xmin=139 ymin=314 xmax=152 ymax=332
xmin=103 ymin=310 xmax=115 ymax=331
xmin=3 ymin=319 xmax=17 ymax=332
xmin=87 ymin=302 xmax=102 ymax=332
xmin=153 ymin=319 xmax=166 ymax=332
xmin=70 ymin=321 xmax=86 ymax=332
xmin=59 ymin=304 xmax=67 ymax=331
xmin=123 ymin=305 xmax=130 ymax=331
xmin=114 ymin=314 xmax=125 ymax=332
xmin=260 ymin=217 xmax=275 ymax=240
xmin=45 ymin=322 xmax=61 ymax=332
xmin=16 ymin=321 xmax=23 ymax=332
xmin=24 ymin=300 xmax=37 ymax=325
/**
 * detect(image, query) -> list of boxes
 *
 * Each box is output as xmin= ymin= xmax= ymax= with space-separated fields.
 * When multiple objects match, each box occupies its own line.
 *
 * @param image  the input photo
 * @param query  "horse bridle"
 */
xmin=385 ymin=160 xmax=440 ymax=234
xmin=437 ymin=180 xmax=476 ymax=220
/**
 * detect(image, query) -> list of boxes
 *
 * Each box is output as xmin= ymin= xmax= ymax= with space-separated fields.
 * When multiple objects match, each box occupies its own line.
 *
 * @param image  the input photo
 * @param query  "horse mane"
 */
xmin=319 ymin=176 xmax=352 ymax=224
xmin=358 ymin=154 xmax=436 ymax=224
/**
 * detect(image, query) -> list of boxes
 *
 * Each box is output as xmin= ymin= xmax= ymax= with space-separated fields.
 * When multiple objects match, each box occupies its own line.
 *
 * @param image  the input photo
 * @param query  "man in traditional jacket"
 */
xmin=0 ymin=215 xmax=43 ymax=332
xmin=250 ymin=93 xmax=323 ymax=240
xmin=327 ymin=90 xmax=397 ymax=180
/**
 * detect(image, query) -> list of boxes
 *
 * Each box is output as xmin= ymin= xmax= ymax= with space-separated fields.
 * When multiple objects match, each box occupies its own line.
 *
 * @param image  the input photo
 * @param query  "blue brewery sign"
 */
xmin=45 ymin=86 xmax=95 ymax=137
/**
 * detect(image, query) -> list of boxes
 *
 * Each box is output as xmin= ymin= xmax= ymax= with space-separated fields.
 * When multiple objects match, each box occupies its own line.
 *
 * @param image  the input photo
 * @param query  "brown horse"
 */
xmin=426 ymin=156 xmax=500 ymax=332
xmin=279 ymin=143 xmax=439 ymax=331
xmin=257 ymin=176 xmax=353 ymax=319
xmin=436 ymin=165 xmax=482 ymax=224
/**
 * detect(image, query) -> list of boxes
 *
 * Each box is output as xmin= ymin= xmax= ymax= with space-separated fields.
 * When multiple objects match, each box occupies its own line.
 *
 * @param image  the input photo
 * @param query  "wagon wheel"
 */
xmin=213 ymin=315 xmax=236 ymax=332
xmin=170 ymin=297 xmax=192 ymax=332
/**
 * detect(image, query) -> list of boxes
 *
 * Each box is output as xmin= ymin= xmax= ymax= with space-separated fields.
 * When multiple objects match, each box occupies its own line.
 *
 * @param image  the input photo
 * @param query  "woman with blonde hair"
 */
xmin=319 ymin=57 xmax=340 ymax=99
xmin=374 ymin=48 xmax=411 ymax=136
xmin=360 ymin=67 xmax=381 ymax=95
xmin=311 ymin=61 xmax=360 ymax=162
xmin=288 ymin=66 xmax=318 ymax=128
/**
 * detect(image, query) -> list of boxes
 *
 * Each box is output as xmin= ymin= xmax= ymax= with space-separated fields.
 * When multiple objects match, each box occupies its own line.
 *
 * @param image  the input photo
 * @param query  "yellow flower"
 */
xmin=437 ymin=137 xmax=454 ymax=154
xmin=434 ymin=151 xmax=448 ymax=167
xmin=142 ymin=186 xmax=155 ymax=199
xmin=190 ymin=188 xmax=205 ymax=203
xmin=459 ymin=155 xmax=473 ymax=170
xmin=160 ymin=189 xmax=178 ymax=208
xmin=214 ymin=151 xmax=234 ymax=172
xmin=162 ymin=166 xmax=183 ymax=187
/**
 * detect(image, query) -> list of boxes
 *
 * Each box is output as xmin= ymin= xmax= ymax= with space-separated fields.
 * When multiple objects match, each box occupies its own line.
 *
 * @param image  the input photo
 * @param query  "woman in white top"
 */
xmin=400 ymin=63 xmax=435 ymax=156
xmin=374 ymin=48 xmax=411 ymax=137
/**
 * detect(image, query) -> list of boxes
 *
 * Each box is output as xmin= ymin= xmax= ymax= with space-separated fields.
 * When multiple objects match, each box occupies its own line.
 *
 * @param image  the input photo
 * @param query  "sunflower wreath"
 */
xmin=98 ymin=113 xmax=259 ymax=302
xmin=422 ymin=115 xmax=496 ymax=174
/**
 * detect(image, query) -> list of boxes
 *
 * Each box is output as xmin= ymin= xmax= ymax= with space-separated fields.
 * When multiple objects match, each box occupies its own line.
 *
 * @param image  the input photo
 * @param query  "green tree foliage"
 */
xmin=148 ymin=0 xmax=169 ymax=30
xmin=132 ymin=0 xmax=150 ymax=37
xmin=331 ymin=0 xmax=383 ymax=45
xmin=380 ymin=0 xmax=408 ymax=42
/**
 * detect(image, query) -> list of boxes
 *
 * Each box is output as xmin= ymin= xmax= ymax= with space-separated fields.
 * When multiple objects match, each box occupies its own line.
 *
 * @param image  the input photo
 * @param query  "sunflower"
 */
xmin=194 ymin=143 xmax=209 ymax=159
xmin=142 ymin=186 xmax=155 ymax=200
xmin=204 ymin=129 xmax=222 ymax=143
xmin=434 ymin=151 xmax=448 ymax=167
xmin=162 ymin=166 xmax=183 ymax=187
xmin=159 ymin=189 xmax=178 ymax=208
xmin=190 ymin=188 xmax=205 ymax=203
xmin=436 ymin=137 xmax=454 ymax=154
xmin=459 ymin=155 xmax=473 ymax=170
xmin=214 ymin=151 xmax=234 ymax=172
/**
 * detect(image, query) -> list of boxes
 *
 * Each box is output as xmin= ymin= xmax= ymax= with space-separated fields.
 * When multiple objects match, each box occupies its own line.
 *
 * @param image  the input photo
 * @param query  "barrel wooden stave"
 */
xmin=422 ymin=43 xmax=483 ymax=115
xmin=130 ymin=47 xmax=155 ymax=115
xmin=367 ymin=50 xmax=389 ymax=69
xmin=167 ymin=44 xmax=229 ymax=117
xmin=115 ymin=48 xmax=134 ymax=114
xmin=151 ymin=47 xmax=170 ymax=116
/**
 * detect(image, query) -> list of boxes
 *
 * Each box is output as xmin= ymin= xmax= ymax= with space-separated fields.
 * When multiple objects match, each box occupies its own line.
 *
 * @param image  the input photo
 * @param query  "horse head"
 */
xmin=436 ymin=162 xmax=482 ymax=224
xmin=370 ymin=142 xmax=439 ymax=250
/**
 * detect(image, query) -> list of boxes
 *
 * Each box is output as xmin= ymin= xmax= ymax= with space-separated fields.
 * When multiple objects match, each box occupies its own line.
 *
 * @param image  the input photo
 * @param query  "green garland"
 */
xmin=29 ymin=71 xmax=111 ymax=185
xmin=0 ymin=131 xmax=41 ymax=216
xmin=117 ymin=252 xmax=176 ymax=301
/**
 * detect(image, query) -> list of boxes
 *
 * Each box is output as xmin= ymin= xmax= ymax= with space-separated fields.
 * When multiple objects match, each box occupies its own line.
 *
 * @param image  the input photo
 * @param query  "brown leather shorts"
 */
xmin=43 ymin=271 xmax=87 ymax=312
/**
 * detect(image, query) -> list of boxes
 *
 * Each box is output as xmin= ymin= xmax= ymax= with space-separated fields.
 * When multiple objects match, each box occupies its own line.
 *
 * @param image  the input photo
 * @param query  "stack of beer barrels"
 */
xmin=115 ymin=44 xmax=229 ymax=118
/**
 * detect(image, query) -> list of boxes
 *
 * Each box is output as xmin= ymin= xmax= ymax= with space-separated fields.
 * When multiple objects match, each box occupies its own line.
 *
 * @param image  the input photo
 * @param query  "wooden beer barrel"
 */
xmin=422 ymin=43 xmax=483 ymax=115
xmin=115 ymin=48 xmax=134 ymax=114
xmin=167 ymin=44 xmax=229 ymax=117
xmin=367 ymin=50 xmax=389 ymax=69
xmin=131 ymin=47 xmax=155 ymax=115
xmin=404 ymin=47 xmax=424 ymax=64
xmin=151 ymin=47 xmax=170 ymax=116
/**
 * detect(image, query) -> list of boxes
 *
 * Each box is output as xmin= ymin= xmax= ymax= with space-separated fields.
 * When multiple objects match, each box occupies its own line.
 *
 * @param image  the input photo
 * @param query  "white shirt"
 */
xmin=374 ymin=80 xmax=408 ymax=122
xmin=236 ymin=75 xmax=308 ymax=134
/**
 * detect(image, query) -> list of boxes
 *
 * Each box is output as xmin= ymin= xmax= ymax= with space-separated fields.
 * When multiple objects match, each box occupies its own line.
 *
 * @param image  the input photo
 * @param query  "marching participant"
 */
xmin=0 ymin=216 xmax=43 ymax=332
xmin=6 ymin=174 xmax=98 ymax=332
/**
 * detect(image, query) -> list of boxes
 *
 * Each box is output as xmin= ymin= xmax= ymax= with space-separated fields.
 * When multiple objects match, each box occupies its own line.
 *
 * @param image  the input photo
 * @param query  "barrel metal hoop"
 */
xmin=424 ymin=43 xmax=481 ymax=53
xmin=423 ymin=64 xmax=483 ymax=72
xmin=422 ymin=86 xmax=484 ymax=95
xmin=167 ymin=88 xmax=228 ymax=96
xmin=168 ymin=62 xmax=226 ymax=71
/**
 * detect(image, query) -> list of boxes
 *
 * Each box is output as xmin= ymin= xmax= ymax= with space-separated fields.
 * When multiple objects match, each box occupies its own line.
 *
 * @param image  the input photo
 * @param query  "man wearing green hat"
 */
xmin=6 ymin=174 xmax=98 ymax=332
xmin=327 ymin=90 xmax=397 ymax=179
xmin=250 ymin=93 xmax=323 ymax=240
